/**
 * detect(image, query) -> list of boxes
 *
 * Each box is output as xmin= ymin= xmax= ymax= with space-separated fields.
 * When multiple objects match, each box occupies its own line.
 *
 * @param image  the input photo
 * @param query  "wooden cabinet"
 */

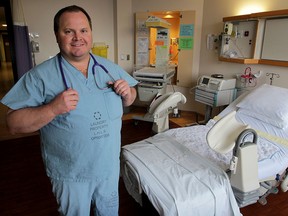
xmin=219 ymin=9 xmax=288 ymax=67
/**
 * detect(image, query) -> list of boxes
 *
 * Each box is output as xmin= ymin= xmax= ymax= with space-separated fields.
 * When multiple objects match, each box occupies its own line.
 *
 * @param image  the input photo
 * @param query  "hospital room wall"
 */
xmin=127 ymin=0 xmax=288 ymax=114
xmin=20 ymin=0 xmax=115 ymax=64
xmin=127 ymin=0 xmax=205 ymax=111
xmin=15 ymin=1 xmax=288 ymax=114
xmin=199 ymin=0 xmax=288 ymax=89
xmin=194 ymin=0 xmax=288 ymax=114
xmin=195 ymin=0 xmax=288 ymax=114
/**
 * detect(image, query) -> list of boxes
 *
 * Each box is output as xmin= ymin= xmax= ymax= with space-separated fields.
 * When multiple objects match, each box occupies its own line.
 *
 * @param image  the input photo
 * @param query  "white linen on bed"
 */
xmin=121 ymin=85 xmax=288 ymax=215
xmin=236 ymin=84 xmax=288 ymax=129
xmin=235 ymin=111 xmax=288 ymax=142
xmin=122 ymin=134 xmax=241 ymax=216
xmin=219 ymin=88 xmax=288 ymax=140
xmin=211 ymin=89 xmax=288 ymax=179
xmin=164 ymin=118 xmax=288 ymax=180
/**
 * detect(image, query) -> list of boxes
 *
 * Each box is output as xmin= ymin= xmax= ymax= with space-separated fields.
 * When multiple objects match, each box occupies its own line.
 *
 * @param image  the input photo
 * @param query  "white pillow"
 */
xmin=236 ymin=84 xmax=288 ymax=129
xmin=237 ymin=108 xmax=287 ymax=129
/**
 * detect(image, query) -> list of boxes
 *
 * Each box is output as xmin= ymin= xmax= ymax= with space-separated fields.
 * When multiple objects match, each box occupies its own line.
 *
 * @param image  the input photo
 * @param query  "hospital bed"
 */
xmin=120 ymin=84 xmax=288 ymax=216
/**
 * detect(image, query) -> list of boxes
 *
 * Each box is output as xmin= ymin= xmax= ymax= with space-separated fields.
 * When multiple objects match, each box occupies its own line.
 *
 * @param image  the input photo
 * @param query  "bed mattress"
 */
xmin=121 ymin=134 xmax=241 ymax=216
xmin=121 ymin=118 xmax=288 ymax=215
xmin=121 ymin=85 xmax=288 ymax=215
xmin=163 ymin=119 xmax=288 ymax=180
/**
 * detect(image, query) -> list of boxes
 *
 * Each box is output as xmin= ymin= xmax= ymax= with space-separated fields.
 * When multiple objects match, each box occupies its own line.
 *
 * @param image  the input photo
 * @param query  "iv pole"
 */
xmin=266 ymin=73 xmax=280 ymax=85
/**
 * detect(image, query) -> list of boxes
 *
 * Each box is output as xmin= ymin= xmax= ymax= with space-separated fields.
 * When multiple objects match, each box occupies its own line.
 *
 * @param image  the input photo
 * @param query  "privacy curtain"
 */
xmin=12 ymin=0 xmax=32 ymax=79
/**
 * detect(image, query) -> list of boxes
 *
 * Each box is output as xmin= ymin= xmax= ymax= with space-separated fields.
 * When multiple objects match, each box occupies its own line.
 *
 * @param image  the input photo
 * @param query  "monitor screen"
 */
xmin=202 ymin=77 xmax=209 ymax=85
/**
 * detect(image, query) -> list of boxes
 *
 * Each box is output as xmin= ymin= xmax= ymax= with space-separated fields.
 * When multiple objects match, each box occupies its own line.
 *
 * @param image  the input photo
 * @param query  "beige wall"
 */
xmin=127 ymin=0 xmax=205 ymax=111
xmin=115 ymin=0 xmax=134 ymax=72
xmin=14 ymin=0 xmax=288 ymax=113
xmin=20 ymin=0 xmax=115 ymax=64
xmin=200 ymin=0 xmax=288 ymax=89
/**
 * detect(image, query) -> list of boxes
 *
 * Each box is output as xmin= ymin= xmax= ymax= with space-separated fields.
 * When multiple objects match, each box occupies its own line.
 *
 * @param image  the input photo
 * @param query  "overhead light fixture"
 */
xmin=164 ymin=14 xmax=173 ymax=19
xmin=2 ymin=24 xmax=7 ymax=27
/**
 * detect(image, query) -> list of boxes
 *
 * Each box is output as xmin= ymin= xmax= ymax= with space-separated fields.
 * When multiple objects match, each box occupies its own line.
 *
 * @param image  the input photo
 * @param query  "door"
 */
xmin=2 ymin=34 xmax=11 ymax=62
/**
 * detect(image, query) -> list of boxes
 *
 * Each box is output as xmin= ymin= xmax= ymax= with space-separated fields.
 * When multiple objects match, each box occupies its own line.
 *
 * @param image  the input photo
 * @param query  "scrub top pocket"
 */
xmin=104 ymin=91 xmax=123 ymax=120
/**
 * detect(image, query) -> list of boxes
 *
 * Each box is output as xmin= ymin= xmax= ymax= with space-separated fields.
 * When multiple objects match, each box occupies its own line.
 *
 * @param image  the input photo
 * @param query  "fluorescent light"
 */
xmin=2 ymin=24 xmax=7 ymax=27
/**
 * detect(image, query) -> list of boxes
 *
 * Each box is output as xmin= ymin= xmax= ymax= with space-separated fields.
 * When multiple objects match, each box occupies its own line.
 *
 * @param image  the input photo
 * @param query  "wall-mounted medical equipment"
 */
xmin=29 ymin=32 xmax=40 ymax=66
xmin=133 ymin=66 xmax=175 ymax=102
xmin=220 ymin=21 xmax=257 ymax=59
xmin=92 ymin=42 xmax=108 ymax=58
xmin=236 ymin=67 xmax=262 ymax=89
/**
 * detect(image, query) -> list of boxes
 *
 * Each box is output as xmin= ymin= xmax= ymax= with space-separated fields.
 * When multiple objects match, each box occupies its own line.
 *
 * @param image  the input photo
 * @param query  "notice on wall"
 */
xmin=179 ymin=38 xmax=194 ymax=50
xmin=179 ymin=24 xmax=194 ymax=50
xmin=136 ymin=37 xmax=149 ymax=66
xmin=180 ymin=24 xmax=194 ymax=37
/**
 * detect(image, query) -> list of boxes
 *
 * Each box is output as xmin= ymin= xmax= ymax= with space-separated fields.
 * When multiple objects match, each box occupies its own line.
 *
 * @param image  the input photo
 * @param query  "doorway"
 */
xmin=2 ymin=34 xmax=12 ymax=62
xmin=0 ymin=0 xmax=17 ymax=98
xmin=134 ymin=11 xmax=196 ymax=88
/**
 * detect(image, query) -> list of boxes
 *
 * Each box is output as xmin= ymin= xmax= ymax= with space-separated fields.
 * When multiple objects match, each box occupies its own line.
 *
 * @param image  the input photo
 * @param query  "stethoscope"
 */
xmin=58 ymin=53 xmax=116 ymax=90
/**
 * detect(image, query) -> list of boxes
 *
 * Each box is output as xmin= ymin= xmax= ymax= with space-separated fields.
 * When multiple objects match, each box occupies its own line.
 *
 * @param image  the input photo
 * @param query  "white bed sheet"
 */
xmin=215 ymin=92 xmax=288 ymax=179
xmin=121 ymin=88 xmax=288 ymax=215
xmin=164 ymin=118 xmax=288 ymax=180
xmin=122 ymin=135 xmax=241 ymax=216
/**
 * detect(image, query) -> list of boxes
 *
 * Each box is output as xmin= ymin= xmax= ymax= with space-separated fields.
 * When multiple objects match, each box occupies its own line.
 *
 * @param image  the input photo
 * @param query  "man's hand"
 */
xmin=49 ymin=88 xmax=79 ymax=115
xmin=6 ymin=88 xmax=79 ymax=134
xmin=111 ymin=80 xmax=137 ymax=106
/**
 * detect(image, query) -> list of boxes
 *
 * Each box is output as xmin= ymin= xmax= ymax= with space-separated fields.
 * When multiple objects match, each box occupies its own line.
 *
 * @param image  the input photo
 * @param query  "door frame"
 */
xmin=1 ymin=0 xmax=18 ymax=82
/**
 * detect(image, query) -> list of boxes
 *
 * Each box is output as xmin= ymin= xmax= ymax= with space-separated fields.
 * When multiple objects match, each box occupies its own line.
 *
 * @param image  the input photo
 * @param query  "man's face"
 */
xmin=56 ymin=11 xmax=93 ymax=60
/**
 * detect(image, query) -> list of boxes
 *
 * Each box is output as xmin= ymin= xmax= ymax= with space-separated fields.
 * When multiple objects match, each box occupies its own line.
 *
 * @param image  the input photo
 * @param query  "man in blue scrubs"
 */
xmin=1 ymin=5 xmax=137 ymax=216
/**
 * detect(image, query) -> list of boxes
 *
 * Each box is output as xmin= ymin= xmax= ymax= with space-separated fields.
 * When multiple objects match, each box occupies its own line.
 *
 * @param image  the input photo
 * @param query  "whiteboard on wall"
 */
xmin=261 ymin=18 xmax=288 ymax=61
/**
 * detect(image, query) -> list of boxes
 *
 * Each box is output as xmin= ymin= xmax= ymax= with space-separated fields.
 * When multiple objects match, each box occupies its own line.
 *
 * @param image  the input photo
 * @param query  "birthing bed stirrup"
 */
xmin=133 ymin=92 xmax=186 ymax=133
xmin=230 ymin=128 xmax=260 ymax=208
xmin=206 ymin=111 xmax=260 ymax=207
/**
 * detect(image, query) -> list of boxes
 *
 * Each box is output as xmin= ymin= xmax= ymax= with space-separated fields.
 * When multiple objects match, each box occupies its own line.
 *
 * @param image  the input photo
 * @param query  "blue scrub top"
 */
xmin=1 ymin=54 xmax=138 ymax=181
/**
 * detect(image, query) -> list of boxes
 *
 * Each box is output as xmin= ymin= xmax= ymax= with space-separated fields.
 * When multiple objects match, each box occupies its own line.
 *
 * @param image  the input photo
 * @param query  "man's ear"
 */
xmin=55 ymin=34 xmax=59 ymax=43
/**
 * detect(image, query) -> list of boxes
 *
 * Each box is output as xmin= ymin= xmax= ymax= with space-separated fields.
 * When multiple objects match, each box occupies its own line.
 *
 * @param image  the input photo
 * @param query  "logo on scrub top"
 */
xmin=90 ymin=111 xmax=109 ymax=140
xmin=93 ymin=111 xmax=102 ymax=120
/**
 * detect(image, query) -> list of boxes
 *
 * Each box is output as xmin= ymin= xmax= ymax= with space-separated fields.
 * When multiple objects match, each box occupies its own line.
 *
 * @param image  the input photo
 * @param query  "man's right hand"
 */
xmin=49 ymin=88 xmax=79 ymax=116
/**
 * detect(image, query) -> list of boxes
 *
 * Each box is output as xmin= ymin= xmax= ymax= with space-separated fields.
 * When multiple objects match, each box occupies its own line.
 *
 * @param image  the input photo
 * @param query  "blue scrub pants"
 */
xmin=50 ymin=177 xmax=119 ymax=216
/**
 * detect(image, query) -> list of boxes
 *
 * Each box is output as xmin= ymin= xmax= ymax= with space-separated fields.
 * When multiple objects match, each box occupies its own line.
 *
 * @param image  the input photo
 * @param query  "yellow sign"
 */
xmin=92 ymin=43 xmax=108 ymax=58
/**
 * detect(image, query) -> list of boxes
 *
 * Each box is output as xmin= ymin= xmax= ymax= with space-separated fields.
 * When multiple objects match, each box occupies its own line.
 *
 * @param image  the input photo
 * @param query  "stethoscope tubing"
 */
xmin=58 ymin=53 xmax=115 ymax=90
